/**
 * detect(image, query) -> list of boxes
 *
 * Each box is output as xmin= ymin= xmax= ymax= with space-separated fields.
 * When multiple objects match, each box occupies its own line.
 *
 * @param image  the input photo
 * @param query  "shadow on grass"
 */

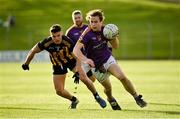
xmin=123 ymin=109 xmax=180 ymax=115
xmin=1 ymin=104 xmax=180 ymax=115
xmin=81 ymin=103 xmax=180 ymax=115
xmin=149 ymin=102 xmax=180 ymax=107
xmin=80 ymin=108 xmax=180 ymax=115
xmin=0 ymin=106 xmax=105 ymax=111
xmin=0 ymin=106 xmax=58 ymax=111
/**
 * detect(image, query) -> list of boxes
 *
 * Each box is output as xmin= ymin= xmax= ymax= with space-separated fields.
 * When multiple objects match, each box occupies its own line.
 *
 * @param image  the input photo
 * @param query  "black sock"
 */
xmin=71 ymin=96 xmax=77 ymax=101
xmin=93 ymin=92 xmax=99 ymax=99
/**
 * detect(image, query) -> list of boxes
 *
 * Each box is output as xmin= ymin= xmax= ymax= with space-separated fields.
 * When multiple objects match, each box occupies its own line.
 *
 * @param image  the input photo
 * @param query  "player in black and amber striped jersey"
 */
xmin=38 ymin=33 xmax=76 ymax=74
xmin=22 ymin=24 xmax=106 ymax=109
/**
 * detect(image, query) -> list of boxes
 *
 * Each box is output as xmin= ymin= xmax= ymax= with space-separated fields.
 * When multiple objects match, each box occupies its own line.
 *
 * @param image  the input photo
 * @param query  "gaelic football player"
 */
xmin=73 ymin=9 xmax=147 ymax=110
xmin=66 ymin=10 xmax=96 ymax=82
xmin=22 ymin=24 xmax=106 ymax=109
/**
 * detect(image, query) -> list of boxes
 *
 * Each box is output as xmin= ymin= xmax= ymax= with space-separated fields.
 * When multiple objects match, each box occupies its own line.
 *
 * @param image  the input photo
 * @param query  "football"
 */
xmin=103 ymin=24 xmax=119 ymax=40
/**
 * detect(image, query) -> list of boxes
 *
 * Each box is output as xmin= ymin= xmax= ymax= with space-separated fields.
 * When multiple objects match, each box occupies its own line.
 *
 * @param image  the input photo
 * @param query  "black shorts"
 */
xmin=52 ymin=59 xmax=76 ymax=75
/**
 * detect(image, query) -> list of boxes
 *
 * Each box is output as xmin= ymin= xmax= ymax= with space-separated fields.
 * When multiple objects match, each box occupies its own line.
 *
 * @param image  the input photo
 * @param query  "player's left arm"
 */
xmin=73 ymin=41 xmax=95 ymax=68
xmin=109 ymin=36 xmax=119 ymax=49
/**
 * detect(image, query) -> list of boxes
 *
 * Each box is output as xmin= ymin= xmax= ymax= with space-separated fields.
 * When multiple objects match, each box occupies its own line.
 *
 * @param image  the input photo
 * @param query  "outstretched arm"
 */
xmin=22 ymin=44 xmax=42 ymax=70
xmin=73 ymin=41 xmax=95 ymax=68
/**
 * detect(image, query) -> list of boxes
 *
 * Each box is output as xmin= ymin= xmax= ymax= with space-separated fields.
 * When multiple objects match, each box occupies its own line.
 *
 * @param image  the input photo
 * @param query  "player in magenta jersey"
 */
xmin=66 ymin=10 xmax=96 ymax=82
xmin=73 ymin=9 xmax=147 ymax=110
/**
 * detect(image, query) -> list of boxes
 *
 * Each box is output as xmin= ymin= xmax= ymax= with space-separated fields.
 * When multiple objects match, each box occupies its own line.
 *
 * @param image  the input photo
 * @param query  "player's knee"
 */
xmin=116 ymin=74 xmax=127 ymax=81
xmin=56 ymin=90 xmax=64 ymax=96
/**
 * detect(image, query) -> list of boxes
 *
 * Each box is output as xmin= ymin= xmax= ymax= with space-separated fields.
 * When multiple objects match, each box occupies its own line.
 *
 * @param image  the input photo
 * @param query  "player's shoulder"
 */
xmin=65 ymin=25 xmax=76 ymax=35
xmin=62 ymin=35 xmax=70 ymax=41
xmin=40 ymin=36 xmax=52 ymax=44
xmin=38 ymin=36 xmax=53 ymax=50
xmin=62 ymin=35 xmax=74 ymax=46
xmin=81 ymin=26 xmax=92 ymax=38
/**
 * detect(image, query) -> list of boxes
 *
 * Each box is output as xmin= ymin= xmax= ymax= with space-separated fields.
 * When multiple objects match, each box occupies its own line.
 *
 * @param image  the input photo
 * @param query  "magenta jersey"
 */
xmin=81 ymin=27 xmax=112 ymax=67
xmin=66 ymin=24 xmax=88 ymax=44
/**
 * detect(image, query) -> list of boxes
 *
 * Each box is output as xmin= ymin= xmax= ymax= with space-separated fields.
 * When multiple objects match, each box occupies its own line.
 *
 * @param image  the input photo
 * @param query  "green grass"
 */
xmin=0 ymin=0 xmax=180 ymax=59
xmin=0 ymin=61 xmax=180 ymax=119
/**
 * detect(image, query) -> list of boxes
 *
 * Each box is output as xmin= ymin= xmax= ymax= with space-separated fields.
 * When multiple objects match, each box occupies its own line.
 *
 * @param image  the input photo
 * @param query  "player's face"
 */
xmin=51 ymin=31 xmax=63 ymax=44
xmin=89 ymin=16 xmax=102 ymax=31
xmin=73 ymin=14 xmax=83 ymax=26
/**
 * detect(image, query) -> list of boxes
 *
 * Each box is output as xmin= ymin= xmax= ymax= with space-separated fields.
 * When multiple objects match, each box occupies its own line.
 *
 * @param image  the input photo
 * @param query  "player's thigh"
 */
xmin=108 ymin=63 xmax=127 ymax=80
xmin=53 ymin=74 xmax=66 ymax=91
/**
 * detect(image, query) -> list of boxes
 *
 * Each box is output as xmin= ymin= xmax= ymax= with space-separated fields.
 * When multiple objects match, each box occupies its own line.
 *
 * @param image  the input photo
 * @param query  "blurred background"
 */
xmin=1 ymin=1 xmax=180 ymax=118
xmin=0 ymin=0 xmax=180 ymax=62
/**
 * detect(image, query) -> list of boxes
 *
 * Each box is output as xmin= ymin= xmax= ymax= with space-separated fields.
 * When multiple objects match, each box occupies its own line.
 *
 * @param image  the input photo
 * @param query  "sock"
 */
xmin=71 ymin=96 xmax=77 ymax=102
xmin=132 ymin=92 xmax=138 ymax=98
xmin=93 ymin=92 xmax=99 ymax=99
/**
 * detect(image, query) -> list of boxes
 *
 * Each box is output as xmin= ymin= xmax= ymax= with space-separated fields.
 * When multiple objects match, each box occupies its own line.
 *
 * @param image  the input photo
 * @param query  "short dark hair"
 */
xmin=72 ymin=10 xmax=82 ymax=16
xmin=86 ymin=9 xmax=105 ymax=22
xmin=50 ymin=24 xmax=61 ymax=33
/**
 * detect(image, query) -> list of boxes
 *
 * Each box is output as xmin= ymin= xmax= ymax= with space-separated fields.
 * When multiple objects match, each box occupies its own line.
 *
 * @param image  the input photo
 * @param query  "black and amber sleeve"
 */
xmin=62 ymin=35 xmax=75 ymax=52
xmin=37 ymin=37 xmax=51 ymax=50
xmin=38 ymin=40 xmax=46 ymax=50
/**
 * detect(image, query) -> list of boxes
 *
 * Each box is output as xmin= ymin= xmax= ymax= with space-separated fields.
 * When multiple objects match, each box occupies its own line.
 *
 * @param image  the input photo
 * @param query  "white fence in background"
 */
xmin=0 ymin=50 xmax=49 ymax=62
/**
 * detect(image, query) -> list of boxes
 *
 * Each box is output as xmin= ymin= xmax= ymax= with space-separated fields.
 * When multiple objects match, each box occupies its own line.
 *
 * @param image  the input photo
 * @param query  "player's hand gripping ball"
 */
xmin=103 ymin=24 xmax=119 ymax=40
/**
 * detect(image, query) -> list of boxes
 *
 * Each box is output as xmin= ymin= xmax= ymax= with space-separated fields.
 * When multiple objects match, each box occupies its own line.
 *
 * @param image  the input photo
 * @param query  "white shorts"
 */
xmin=103 ymin=55 xmax=117 ymax=71
xmin=81 ymin=62 xmax=91 ymax=73
xmin=92 ymin=55 xmax=117 ymax=83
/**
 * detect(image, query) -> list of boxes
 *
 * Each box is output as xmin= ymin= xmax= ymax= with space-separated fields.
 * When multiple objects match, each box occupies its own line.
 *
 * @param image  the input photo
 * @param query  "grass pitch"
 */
xmin=0 ymin=60 xmax=180 ymax=119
